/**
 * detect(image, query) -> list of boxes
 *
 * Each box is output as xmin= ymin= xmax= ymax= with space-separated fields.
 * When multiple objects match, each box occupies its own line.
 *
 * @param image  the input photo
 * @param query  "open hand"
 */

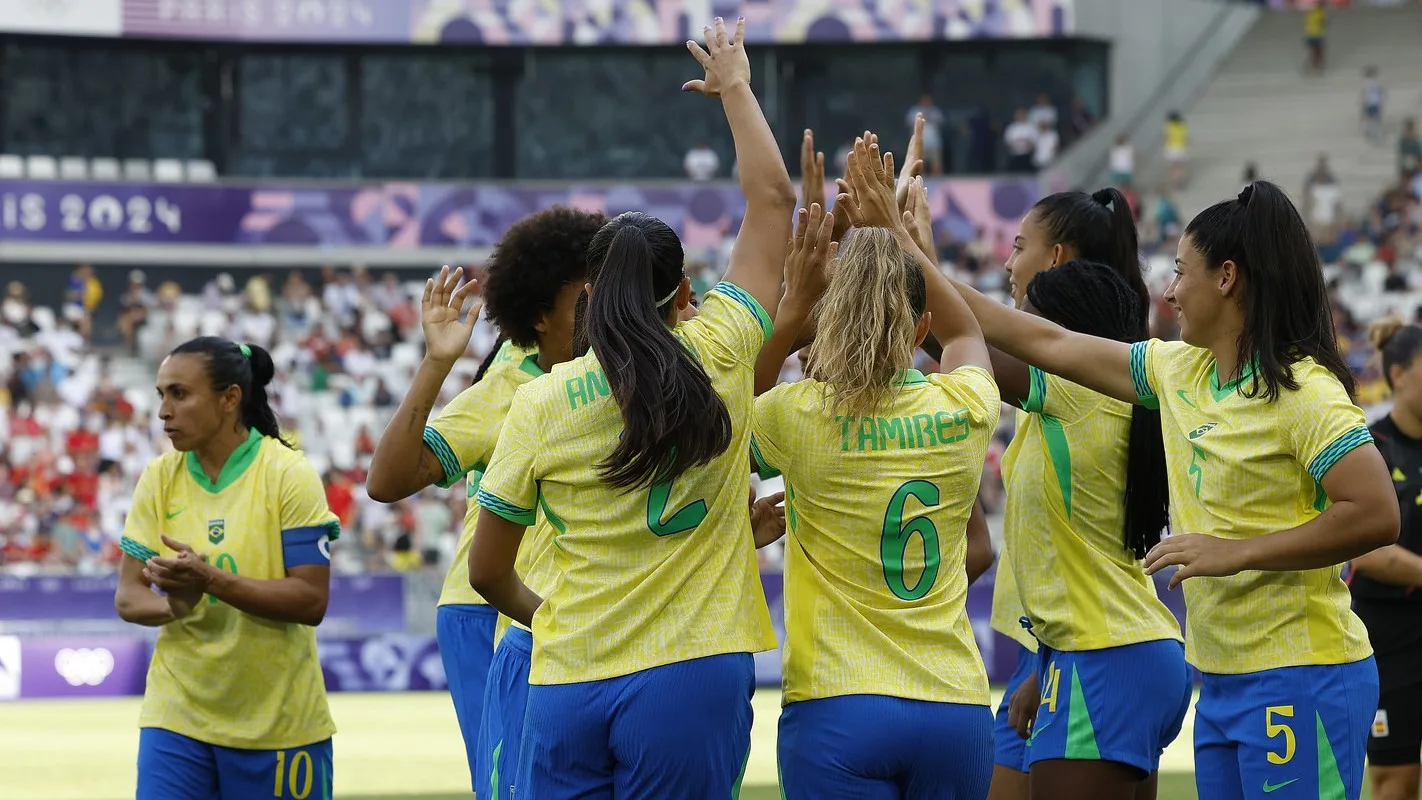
xmin=1144 ymin=533 xmax=1246 ymax=589
xmin=750 ymin=490 xmax=787 ymax=548
xmin=782 ymin=203 xmax=835 ymax=315
xmin=800 ymin=129 xmax=827 ymax=211
xmin=902 ymin=176 xmax=935 ymax=256
xmin=896 ymin=113 xmax=927 ymax=211
xmin=683 ymin=17 xmax=751 ymax=98
xmin=835 ymin=136 xmax=900 ymax=231
xmin=422 ymin=265 xmax=481 ymax=367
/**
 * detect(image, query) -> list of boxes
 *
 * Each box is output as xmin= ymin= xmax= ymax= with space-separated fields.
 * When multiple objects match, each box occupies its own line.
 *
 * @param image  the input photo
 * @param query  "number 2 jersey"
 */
xmin=120 ymin=431 xmax=339 ymax=749
xmin=476 ymin=282 xmax=778 ymax=685
xmin=750 ymin=366 xmax=1000 ymax=706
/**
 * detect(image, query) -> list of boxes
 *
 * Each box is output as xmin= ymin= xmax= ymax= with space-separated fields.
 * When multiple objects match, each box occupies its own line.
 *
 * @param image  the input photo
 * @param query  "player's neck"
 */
xmin=193 ymin=426 xmax=251 ymax=483
xmin=1391 ymin=404 xmax=1422 ymax=440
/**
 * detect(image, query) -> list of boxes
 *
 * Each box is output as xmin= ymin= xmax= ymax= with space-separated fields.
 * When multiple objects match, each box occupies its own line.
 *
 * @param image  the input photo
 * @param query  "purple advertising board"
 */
xmin=0 ymin=178 xmax=1040 ymax=253
xmin=0 ymin=574 xmax=406 ymax=634
xmin=114 ymin=0 xmax=1074 ymax=45
xmin=0 ymin=635 xmax=149 ymax=699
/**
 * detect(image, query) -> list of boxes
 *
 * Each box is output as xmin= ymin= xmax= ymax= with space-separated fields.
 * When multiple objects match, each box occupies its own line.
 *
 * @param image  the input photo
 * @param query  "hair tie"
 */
xmin=1238 ymin=184 xmax=1254 ymax=205
xmin=654 ymin=281 xmax=682 ymax=307
xmin=238 ymin=343 xmax=252 ymax=358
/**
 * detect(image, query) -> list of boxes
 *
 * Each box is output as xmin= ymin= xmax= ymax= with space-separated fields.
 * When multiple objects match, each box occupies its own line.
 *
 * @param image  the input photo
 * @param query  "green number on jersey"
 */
xmin=1188 ymin=445 xmax=1207 ymax=498
xmin=646 ymin=478 xmax=708 ymax=537
xmin=207 ymin=552 xmax=239 ymax=606
xmin=880 ymin=480 xmax=942 ymax=601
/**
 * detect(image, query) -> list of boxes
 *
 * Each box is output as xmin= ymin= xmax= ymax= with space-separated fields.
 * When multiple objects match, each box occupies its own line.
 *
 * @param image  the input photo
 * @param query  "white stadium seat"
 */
xmin=58 ymin=157 xmax=88 ymax=180
xmin=122 ymin=159 xmax=152 ymax=181
xmin=0 ymin=154 xmax=23 ymax=178
xmin=152 ymin=158 xmax=185 ymax=183
xmin=185 ymin=159 xmax=218 ymax=182
xmin=89 ymin=158 xmax=121 ymax=181
xmin=25 ymin=155 xmax=57 ymax=180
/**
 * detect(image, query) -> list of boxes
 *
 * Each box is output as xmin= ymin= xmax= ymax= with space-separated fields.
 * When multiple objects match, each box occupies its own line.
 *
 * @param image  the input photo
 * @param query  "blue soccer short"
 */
xmin=518 ymin=652 xmax=754 ymax=799
xmin=994 ymin=642 xmax=1037 ymax=772
xmin=435 ymin=603 xmax=499 ymax=788
xmin=136 ymin=727 xmax=332 ymax=800
xmin=1194 ymin=657 xmax=1378 ymax=800
xmin=1026 ymin=638 xmax=1191 ymax=776
xmin=475 ymin=625 xmax=532 ymax=800
xmin=779 ymin=694 xmax=993 ymax=799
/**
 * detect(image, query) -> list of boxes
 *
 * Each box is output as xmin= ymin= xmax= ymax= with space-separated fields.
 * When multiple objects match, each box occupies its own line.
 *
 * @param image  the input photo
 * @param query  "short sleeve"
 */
xmin=1282 ymin=366 xmax=1374 ymax=483
xmin=424 ymin=381 xmax=502 ymax=488
xmin=1128 ymin=340 xmax=1161 ymax=410
xmin=1022 ymin=366 xmax=1107 ymax=422
xmin=279 ymin=458 xmax=341 ymax=570
xmin=477 ymin=385 xmax=542 ymax=527
xmin=119 ymin=463 xmax=163 ymax=562
xmin=681 ymin=282 xmax=773 ymax=368
xmin=932 ymin=366 xmax=1002 ymax=425
xmin=751 ymin=388 xmax=791 ymax=480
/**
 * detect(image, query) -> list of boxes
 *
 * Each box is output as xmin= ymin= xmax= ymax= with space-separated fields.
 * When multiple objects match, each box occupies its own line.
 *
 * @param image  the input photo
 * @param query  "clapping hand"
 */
xmin=902 ymin=176 xmax=935 ymax=257
xmin=835 ymin=136 xmax=901 ymax=231
xmin=147 ymin=535 xmax=213 ymax=617
xmin=683 ymin=17 xmax=751 ymax=99
xmin=422 ymin=266 xmax=481 ymax=368
xmin=896 ymin=113 xmax=928 ymax=211
xmin=782 ymin=202 xmax=836 ymax=314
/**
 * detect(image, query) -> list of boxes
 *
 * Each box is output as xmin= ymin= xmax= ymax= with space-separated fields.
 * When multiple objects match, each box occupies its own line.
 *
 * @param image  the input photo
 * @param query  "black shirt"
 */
xmin=1354 ymin=414 xmax=1422 ymax=689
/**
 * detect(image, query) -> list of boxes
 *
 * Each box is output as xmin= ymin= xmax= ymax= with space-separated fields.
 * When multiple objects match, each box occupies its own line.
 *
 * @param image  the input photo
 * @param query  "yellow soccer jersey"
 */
xmin=427 ymin=341 xmax=544 ymax=607
xmin=477 ymin=282 xmax=778 ymax=685
xmin=989 ymin=545 xmax=1038 ymax=653
xmin=118 ymin=431 xmax=339 ymax=749
xmin=1001 ymin=367 xmax=1181 ymax=651
xmin=751 ymin=366 xmax=1000 ymax=706
xmin=495 ymin=519 xmax=559 ymax=642
xmin=1129 ymin=340 xmax=1374 ymax=674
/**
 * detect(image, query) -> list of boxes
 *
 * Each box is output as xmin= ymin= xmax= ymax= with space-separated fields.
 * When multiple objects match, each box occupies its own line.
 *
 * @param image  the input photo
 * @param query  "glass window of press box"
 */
xmin=0 ymin=36 xmax=1107 ymax=180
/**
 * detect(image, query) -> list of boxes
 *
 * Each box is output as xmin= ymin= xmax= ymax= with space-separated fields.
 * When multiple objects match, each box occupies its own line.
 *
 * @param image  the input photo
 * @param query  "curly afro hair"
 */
xmin=482 ymin=206 xmax=606 ymax=347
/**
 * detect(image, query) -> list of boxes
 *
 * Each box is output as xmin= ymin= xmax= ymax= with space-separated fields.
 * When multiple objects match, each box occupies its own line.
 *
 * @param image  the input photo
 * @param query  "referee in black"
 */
xmin=1352 ymin=318 xmax=1422 ymax=800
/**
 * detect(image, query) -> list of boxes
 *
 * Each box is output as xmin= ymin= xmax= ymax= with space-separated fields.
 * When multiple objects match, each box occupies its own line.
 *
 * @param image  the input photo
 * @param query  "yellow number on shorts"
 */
xmin=274 ymin=750 xmax=314 ymax=799
xmin=1265 ymin=705 xmax=1296 ymax=765
xmin=1040 ymin=662 xmax=1062 ymax=714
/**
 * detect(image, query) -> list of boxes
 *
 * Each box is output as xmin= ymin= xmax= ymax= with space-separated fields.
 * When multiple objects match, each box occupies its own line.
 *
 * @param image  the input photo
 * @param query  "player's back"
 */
xmin=751 ymin=365 xmax=1000 ymax=706
xmin=480 ymin=283 xmax=777 ymax=685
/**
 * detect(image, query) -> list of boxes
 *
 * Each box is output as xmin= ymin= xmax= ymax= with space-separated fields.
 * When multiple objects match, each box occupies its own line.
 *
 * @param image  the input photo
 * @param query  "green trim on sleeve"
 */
xmin=422 ymin=426 xmax=465 ymax=488
xmin=1023 ymin=367 xmax=1048 ymax=414
xmin=1307 ymin=426 xmax=1374 ymax=483
xmin=323 ymin=520 xmax=342 ymax=543
xmin=119 ymin=536 xmax=158 ymax=562
xmin=750 ymin=436 xmax=782 ymax=480
xmin=476 ymin=488 xmax=536 ymax=526
xmin=1128 ymin=341 xmax=1159 ymax=410
xmin=711 ymin=281 xmax=773 ymax=344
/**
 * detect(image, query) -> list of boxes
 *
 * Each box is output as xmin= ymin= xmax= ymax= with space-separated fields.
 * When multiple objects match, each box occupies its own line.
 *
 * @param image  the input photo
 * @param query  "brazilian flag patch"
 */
xmin=207 ymin=519 xmax=226 ymax=545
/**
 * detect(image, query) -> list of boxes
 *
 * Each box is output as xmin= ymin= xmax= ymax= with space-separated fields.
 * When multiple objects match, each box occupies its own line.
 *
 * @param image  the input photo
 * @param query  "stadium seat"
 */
xmin=186 ymin=159 xmax=218 ymax=182
xmin=0 ymin=154 xmax=22 ymax=178
xmin=153 ymin=159 xmax=185 ymax=183
xmin=58 ymin=157 xmax=88 ymax=180
xmin=25 ymin=155 xmax=58 ymax=180
xmin=89 ymin=158 xmax=122 ymax=181
xmin=122 ymin=159 xmax=152 ymax=181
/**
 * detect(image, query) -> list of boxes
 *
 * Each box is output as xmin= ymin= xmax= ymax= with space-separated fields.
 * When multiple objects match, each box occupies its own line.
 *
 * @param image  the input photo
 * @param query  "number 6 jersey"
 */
xmin=750 ymin=365 xmax=999 ymax=706
xmin=477 ymin=282 xmax=778 ymax=686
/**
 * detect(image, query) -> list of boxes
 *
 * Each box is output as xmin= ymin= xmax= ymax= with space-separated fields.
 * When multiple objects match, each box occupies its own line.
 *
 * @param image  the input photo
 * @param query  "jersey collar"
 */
xmin=518 ymin=351 xmax=545 ymax=377
xmin=895 ymin=369 xmax=929 ymax=386
xmin=1209 ymin=358 xmax=1258 ymax=402
xmin=186 ymin=428 xmax=264 ymax=494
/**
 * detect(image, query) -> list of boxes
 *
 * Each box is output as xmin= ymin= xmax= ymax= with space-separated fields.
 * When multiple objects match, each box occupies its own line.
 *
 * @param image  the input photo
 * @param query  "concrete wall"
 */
xmin=1042 ymin=0 xmax=1261 ymax=193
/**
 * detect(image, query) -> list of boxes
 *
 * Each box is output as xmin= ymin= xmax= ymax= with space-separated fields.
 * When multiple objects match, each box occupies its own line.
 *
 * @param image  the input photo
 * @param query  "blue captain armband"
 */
xmin=282 ymin=523 xmax=339 ymax=568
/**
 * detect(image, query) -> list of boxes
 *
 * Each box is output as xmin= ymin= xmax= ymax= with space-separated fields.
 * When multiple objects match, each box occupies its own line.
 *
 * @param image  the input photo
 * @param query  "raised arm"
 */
xmin=838 ymin=136 xmax=990 ymax=374
xmin=754 ymin=203 xmax=833 ymax=395
xmin=368 ymin=267 xmax=480 ymax=502
xmin=684 ymin=17 xmax=796 ymax=315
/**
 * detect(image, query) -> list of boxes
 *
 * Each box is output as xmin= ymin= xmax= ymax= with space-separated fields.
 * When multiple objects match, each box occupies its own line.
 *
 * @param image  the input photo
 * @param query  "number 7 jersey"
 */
xmin=750 ymin=366 xmax=1000 ymax=706
xmin=477 ymin=283 xmax=778 ymax=686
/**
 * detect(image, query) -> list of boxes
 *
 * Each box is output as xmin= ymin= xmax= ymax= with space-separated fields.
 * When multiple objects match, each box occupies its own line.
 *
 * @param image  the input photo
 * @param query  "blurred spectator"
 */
xmin=1032 ymin=119 xmax=1059 ymax=170
xmin=907 ymin=94 xmax=947 ymax=176
xmin=1067 ymin=95 xmax=1096 ymax=143
xmin=116 ymin=271 xmax=155 ymax=355
xmin=1304 ymin=5 xmax=1326 ymax=74
xmin=1399 ymin=117 xmax=1421 ymax=175
xmin=1362 ymin=65 xmax=1385 ymax=145
xmin=3 ymin=282 xmax=39 ymax=337
xmin=1164 ymin=111 xmax=1190 ymax=188
xmin=1027 ymin=94 xmax=1058 ymax=135
xmin=1109 ymin=134 xmax=1135 ymax=187
xmin=683 ymin=141 xmax=720 ymax=181
xmin=1004 ymin=109 xmax=1037 ymax=173
xmin=1304 ymin=154 xmax=1343 ymax=243
xmin=63 ymin=265 xmax=102 ymax=342
xmin=1243 ymin=161 xmax=1261 ymax=184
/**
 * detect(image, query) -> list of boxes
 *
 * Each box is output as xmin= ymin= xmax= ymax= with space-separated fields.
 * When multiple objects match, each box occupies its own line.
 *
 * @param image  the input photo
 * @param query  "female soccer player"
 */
xmin=467 ymin=16 xmax=794 ymax=798
xmin=1351 ymin=319 xmax=1422 ymax=800
xmin=116 ymin=337 xmax=339 ymax=800
xmin=946 ymin=180 xmax=1399 ymax=800
xmin=752 ymin=138 xmax=999 ymax=798
xmin=366 ymin=207 xmax=605 ymax=792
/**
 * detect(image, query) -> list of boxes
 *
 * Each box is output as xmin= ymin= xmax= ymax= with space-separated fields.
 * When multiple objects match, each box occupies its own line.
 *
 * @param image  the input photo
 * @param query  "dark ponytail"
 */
xmin=584 ymin=212 xmax=731 ymax=490
xmin=170 ymin=336 xmax=289 ymax=447
xmin=471 ymin=332 xmax=507 ymax=386
xmin=1183 ymin=180 xmax=1354 ymax=401
xmin=1032 ymin=188 xmax=1149 ymax=334
xmin=1027 ymin=261 xmax=1169 ymax=556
